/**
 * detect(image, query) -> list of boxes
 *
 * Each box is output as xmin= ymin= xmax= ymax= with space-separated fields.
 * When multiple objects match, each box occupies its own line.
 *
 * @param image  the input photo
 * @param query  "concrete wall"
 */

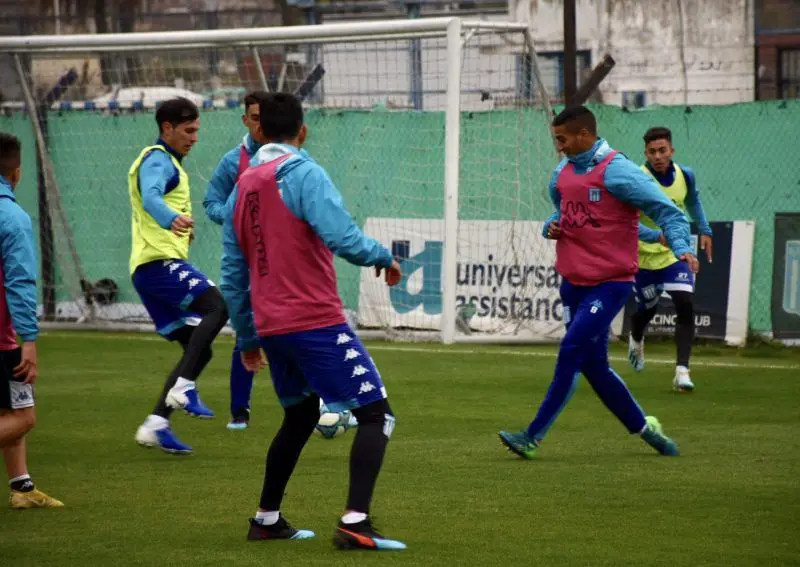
xmin=320 ymin=0 xmax=755 ymax=109
xmin=519 ymin=0 xmax=754 ymax=106
xmin=1 ymin=0 xmax=756 ymax=109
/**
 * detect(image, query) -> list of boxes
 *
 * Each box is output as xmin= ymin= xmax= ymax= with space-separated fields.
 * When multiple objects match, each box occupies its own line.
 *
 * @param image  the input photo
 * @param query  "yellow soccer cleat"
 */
xmin=10 ymin=488 xmax=64 ymax=509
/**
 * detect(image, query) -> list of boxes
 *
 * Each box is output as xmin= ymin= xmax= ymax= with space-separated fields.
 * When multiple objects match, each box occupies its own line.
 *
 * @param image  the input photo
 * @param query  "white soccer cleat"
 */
xmin=673 ymin=366 xmax=695 ymax=392
xmin=628 ymin=335 xmax=645 ymax=372
xmin=135 ymin=424 xmax=159 ymax=448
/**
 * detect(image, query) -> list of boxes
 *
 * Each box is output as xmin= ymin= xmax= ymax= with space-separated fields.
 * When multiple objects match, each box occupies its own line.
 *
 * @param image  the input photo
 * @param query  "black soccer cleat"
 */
xmin=333 ymin=518 xmax=406 ymax=551
xmin=246 ymin=516 xmax=315 ymax=541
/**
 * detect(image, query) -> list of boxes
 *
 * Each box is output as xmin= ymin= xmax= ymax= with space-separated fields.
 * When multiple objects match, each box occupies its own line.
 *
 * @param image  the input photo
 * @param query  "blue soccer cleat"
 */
xmin=334 ymin=519 xmax=406 ymax=551
xmin=135 ymin=424 xmax=193 ymax=455
xmin=498 ymin=430 xmax=539 ymax=459
xmin=640 ymin=416 xmax=680 ymax=456
xmin=166 ymin=385 xmax=215 ymax=419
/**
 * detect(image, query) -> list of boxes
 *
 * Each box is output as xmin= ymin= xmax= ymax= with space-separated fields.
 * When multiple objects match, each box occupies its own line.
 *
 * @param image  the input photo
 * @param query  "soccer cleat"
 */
xmin=334 ymin=518 xmax=406 ymax=551
xmin=498 ymin=430 xmax=539 ymax=459
xmin=673 ymin=366 xmax=695 ymax=392
xmin=247 ymin=516 xmax=315 ymax=541
xmin=628 ymin=335 xmax=645 ymax=372
xmin=227 ymin=409 xmax=250 ymax=431
xmin=640 ymin=416 xmax=680 ymax=456
xmin=227 ymin=417 xmax=249 ymax=431
xmin=135 ymin=424 xmax=193 ymax=455
xmin=10 ymin=488 xmax=64 ymax=509
xmin=166 ymin=386 xmax=215 ymax=419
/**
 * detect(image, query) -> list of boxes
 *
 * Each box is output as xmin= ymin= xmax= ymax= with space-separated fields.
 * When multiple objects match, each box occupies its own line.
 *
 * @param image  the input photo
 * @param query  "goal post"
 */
xmin=0 ymin=17 xmax=561 ymax=344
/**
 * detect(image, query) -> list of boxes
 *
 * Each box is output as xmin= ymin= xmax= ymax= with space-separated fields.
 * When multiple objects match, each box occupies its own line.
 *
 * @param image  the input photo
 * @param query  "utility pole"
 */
xmin=563 ymin=0 xmax=577 ymax=105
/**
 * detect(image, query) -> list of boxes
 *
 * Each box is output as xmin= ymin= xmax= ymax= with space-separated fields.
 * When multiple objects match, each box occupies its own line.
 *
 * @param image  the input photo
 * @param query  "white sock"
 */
xmin=341 ymin=511 xmax=368 ymax=524
xmin=9 ymin=474 xmax=31 ymax=486
xmin=676 ymin=365 xmax=689 ymax=374
xmin=172 ymin=377 xmax=194 ymax=392
xmin=255 ymin=511 xmax=280 ymax=525
xmin=144 ymin=414 xmax=169 ymax=430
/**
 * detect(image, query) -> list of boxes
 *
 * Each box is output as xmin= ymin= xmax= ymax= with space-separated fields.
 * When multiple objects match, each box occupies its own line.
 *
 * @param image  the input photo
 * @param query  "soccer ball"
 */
xmin=314 ymin=400 xmax=357 ymax=439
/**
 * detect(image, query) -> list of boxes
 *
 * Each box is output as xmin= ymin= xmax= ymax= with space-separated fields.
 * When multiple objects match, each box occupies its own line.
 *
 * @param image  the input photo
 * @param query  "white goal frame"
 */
xmin=1 ymin=17 xmax=555 ymax=345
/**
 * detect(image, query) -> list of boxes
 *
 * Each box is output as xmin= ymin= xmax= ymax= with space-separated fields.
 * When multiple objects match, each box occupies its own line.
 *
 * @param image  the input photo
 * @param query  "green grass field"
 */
xmin=1 ymin=331 xmax=799 ymax=566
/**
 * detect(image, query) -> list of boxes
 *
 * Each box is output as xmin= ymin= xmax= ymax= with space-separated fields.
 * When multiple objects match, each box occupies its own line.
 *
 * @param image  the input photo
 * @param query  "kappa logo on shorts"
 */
xmin=168 ymin=263 xmax=182 ymax=273
xmin=642 ymin=285 xmax=659 ymax=300
xmin=336 ymin=333 xmax=352 ymax=345
xmin=188 ymin=278 xmax=201 ymax=289
xmin=352 ymin=365 xmax=369 ymax=378
xmin=344 ymin=348 xmax=361 ymax=362
xmin=358 ymin=380 xmax=375 ymax=394
xmin=178 ymin=270 xmax=190 ymax=281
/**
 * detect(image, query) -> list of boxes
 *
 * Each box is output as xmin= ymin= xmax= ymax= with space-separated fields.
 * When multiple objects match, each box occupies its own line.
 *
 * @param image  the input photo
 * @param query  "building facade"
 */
xmin=756 ymin=0 xmax=800 ymax=99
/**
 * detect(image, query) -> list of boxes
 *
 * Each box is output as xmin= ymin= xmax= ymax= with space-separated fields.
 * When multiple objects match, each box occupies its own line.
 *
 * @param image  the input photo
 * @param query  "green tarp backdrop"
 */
xmin=1 ymin=100 xmax=798 ymax=335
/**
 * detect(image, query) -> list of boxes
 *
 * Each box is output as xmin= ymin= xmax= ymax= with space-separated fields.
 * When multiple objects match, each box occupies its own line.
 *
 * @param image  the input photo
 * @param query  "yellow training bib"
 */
xmin=638 ymin=164 xmax=688 ymax=271
xmin=128 ymin=145 xmax=192 ymax=274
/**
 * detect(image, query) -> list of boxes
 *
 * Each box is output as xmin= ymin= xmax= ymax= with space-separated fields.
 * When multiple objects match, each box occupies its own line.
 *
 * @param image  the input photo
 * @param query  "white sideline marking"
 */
xmin=40 ymin=332 xmax=800 ymax=371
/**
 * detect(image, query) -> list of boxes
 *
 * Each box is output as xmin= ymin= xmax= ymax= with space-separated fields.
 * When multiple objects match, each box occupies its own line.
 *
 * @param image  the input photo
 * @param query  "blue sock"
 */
xmin=230 ymin=346 xmax=255 ymax=417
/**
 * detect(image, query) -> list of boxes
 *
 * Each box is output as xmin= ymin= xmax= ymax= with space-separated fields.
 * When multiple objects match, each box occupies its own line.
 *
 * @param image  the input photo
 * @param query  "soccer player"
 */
xmin=204 ymin=90 xmax=268 ymax=431
xmin=220 ymin=93 xmax=405 ymax=550
xmin=628 ymin=126 xmax=712 ymax=392
xmin=0 ymin=133 xmax=62 ymax=508
xmin=130 ymin=98 xmax=229 ymax=455
xmin=499 ymin=106 xmax=698 ymax=459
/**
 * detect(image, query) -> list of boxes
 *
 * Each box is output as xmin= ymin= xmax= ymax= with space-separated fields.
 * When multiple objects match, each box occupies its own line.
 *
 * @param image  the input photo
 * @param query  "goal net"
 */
xmin=0 ymin=18 xmax=562 ymax=344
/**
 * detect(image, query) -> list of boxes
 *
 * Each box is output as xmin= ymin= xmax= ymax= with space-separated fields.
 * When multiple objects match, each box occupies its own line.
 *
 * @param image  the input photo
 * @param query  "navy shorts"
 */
xmin=261 ymin=323 xmax=387 ymax=412
xmin=132 ymin=259 xmax=215 ymax=336
xmin=633 ymin=260 xmax=694 ymax=311
xmin=0 ymin=349 xmax=34 ymax=411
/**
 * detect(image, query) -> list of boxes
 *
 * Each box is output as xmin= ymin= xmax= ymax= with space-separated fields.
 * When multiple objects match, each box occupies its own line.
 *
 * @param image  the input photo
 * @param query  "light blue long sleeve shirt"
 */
xmin=543 ymin=139 xmax=693 ymax=258
xmin=637 ymin=162 xmax=712 ymax=244
xmin=220 ymin=143 xmax=393 ymax=349
xmin=203 ymin=134 xmax=261 ymax=225
xmin=137 ymin=138 xmax=184 ymax=229
xmin=0 ymin=176 xmax=39 ymax=342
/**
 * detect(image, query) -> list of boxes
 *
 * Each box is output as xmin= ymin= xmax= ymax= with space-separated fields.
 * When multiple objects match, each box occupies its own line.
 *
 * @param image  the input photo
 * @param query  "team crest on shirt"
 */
xmin=588 ymin=188 xmax=601 ymax=202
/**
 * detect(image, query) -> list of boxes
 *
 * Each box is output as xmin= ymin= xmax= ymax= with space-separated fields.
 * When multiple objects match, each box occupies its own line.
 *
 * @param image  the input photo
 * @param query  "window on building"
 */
xmin=779 ymin=49 xmax=800 ymax=99
xmin=536 ymin=51 xmax=592 ymax=102
xmin=622 ymin=91 xmax=647 ymax=109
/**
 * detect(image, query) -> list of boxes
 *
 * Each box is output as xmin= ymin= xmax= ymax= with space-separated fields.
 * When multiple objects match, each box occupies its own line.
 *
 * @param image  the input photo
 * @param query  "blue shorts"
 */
xmin=260 ymin=323 xmax=387 ymax=412
xmin=132 ymin=259 xmax=216 ymax=337
xmin=633 ymin=260 xmax=694 ymax=311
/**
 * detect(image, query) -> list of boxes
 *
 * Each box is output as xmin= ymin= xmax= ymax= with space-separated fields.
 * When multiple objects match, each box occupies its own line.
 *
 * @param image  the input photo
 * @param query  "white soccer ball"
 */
xmin=314 ymin=400 xmax=357 ymax=439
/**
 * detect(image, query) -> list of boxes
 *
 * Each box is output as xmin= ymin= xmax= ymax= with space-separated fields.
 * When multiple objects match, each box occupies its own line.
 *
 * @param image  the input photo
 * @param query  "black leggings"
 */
xmin=631 ymin=290 xmax=694 ymax=367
